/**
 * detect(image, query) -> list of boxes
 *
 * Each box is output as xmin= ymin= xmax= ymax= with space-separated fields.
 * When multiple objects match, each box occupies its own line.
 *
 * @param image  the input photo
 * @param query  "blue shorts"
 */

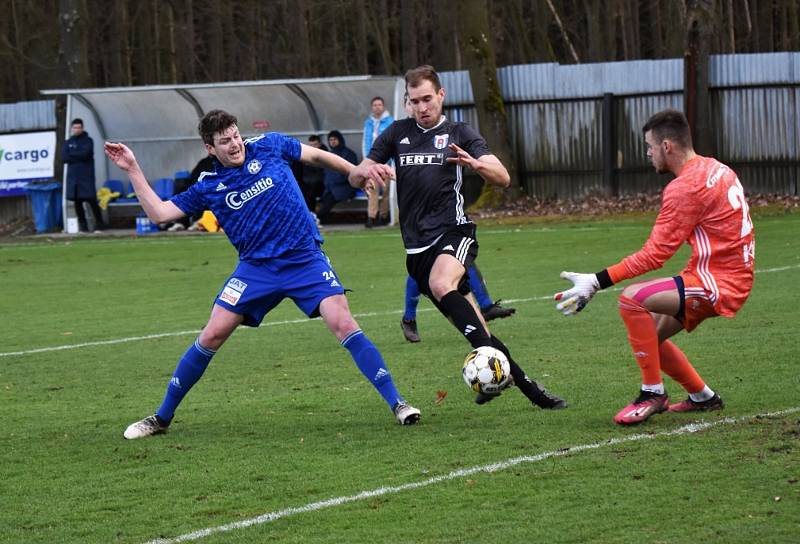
xmin=214 ymin=250 xmax=346 ymax=327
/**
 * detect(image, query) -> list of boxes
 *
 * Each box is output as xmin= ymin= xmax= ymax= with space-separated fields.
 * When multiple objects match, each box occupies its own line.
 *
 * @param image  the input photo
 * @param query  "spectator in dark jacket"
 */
xmin=299 ymin=135 xmax=327 ymax=212
xmin=317 ymin=130 xmax=357 ymax=224
xmin=62 ymin=118 xmax=107 ymax=231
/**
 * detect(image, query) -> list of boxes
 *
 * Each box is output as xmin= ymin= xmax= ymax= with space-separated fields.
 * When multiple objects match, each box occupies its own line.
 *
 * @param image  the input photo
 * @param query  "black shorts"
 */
xmin=406 ymin=224 xmax=479 ymax=298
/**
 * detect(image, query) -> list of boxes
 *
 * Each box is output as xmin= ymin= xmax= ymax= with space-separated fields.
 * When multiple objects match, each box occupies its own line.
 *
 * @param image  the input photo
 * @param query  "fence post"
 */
xmin=602 ymin=93 xmax=618 ymax=197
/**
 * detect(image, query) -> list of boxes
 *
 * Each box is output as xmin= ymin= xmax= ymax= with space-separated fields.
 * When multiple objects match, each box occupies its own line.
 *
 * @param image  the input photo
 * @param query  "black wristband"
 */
xmin=595 ymin=269 xmax=614 ymax=290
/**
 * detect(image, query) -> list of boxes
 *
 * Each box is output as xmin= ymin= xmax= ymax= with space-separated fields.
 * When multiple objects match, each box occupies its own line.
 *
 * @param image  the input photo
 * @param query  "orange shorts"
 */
xmin=677 ymin=272 xmax=719 ymax=332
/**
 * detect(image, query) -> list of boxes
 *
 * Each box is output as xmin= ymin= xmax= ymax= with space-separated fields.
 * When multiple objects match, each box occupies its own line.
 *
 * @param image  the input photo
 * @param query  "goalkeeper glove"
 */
xmin=553 ymin=271 xmax=600 ymax=316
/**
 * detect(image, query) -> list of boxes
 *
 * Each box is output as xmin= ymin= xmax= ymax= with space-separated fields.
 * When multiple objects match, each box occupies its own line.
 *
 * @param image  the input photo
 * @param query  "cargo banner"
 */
xmin=0 ymin=131 xmax=56 ymax=196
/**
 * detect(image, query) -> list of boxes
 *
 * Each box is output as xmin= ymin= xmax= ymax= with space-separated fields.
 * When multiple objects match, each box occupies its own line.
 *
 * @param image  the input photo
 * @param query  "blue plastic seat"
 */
xmin=153 ymin=178 xmax=175 ymax=200
xmin=103 ymin=179 xmax=137 ymax=203
xmin=103 ymin=179 xmax=125 ymax=195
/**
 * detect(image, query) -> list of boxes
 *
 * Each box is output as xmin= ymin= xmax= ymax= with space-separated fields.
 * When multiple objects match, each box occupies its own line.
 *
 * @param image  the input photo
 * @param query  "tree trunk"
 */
xmin=741 ymin=0 xmax=753 ymax=48
xmin=56 ymin=0 xmax=90 ymax=204
xmin=400 ymin=0 xmax=418 ymax=71
xmin=58 ymin=0 xmax=91 ymax=88
xmin=648 ymin=0 xmax=664 ymax=58
xmin=121 ymin=0 xmax=133 ymax=85
xmin=353 ymin=0 xmax=369 ymax=74
xmin=456 ymin=0 xmax=520 ymax=207
xmin=367 ymin=0 xmax=395 ymax=74
xmin=173 ymin=0 xmax=195 ymax=83
xmin=293 ymin=0 xmax=312 ymax=76
xmin=788 ymin=0 xmax=800 ymax=52
xmin=108 ymin=0 xmax=126 ymax=86
xmin=130 ymin=2 xmax=153 ymax=84
xmin=583 ymin=0 xmax=603 ymax=62
xmin=664 ymin=1 xmax=686 ymax=59
xmin=503 ymin=0 xmax=535 ymax=65
xmin=207 ymin=3 xmax=223 ymax=80
xmin=617 ymin=0 xmax=629 ymax=60
xmin=545 ymin=0 xmax=580 ymax=63
xmin=10 ymin=0 xmax=27 ymax=98
xmin=756 ymin=0 xmax=773 ymax=51
xmin=684 ymin=0 xmax=715 ymax=156
xmin=725 ymin=0 xmax=735 ymax=53
xmin=151 ymin=0 xmax=161 ymax=82
xmin=165 ymin=1 xmax=178 ymax=83
xmin=625 ymin=0 xmax=641 ymax=59
xmin=430 ymin=2 xmax=455 ymax=68
xmin=600 ymin=0 xmax=620 ymax=60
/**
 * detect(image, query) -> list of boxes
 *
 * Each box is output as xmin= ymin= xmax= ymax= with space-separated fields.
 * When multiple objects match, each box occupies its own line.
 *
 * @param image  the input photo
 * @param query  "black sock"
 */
xmin=489 ymin=335 xmax=551 ymax=405
xmin=438 ymin=291 xmax=491 ymax=348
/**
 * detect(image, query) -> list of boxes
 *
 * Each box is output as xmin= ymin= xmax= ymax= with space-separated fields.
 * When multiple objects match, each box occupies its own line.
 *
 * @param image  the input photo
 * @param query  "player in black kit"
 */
xmin=350 ymin=65 xmax=566 ymax=409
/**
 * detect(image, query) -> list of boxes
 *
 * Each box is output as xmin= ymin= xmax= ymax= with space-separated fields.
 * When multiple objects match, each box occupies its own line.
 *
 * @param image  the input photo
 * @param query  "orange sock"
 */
xmin=659 ymin=340 xmax=705 ymax=394
xmin=618 ymin=295 xmax=661 ymax=385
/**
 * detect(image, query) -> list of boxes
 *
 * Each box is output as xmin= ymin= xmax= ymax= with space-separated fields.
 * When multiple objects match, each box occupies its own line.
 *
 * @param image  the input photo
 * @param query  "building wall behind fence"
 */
xmin=441 ymin=53 xmax=799 ymax=199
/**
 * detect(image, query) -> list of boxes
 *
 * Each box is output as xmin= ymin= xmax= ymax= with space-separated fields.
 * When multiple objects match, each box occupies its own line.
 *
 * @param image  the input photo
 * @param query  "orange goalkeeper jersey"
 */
xmin=608 ymin=155 xmax=754 ymax=317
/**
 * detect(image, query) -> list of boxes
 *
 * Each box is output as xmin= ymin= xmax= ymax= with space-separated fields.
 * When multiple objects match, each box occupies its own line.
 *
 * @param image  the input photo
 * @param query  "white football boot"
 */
xmin=393 ymin=402 xmax=421 ymax=425
xmin=123 ymin=415 xmax=169 ymax=439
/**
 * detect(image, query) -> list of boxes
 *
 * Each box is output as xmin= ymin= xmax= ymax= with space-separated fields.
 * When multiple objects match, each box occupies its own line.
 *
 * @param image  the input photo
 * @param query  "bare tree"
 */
xmin=545 ymin=0 xmax=580 ymax=63
xmin=457 ymin=0 xmax=520 ymax=204
xmin=400 ymin=0 xmax=418 ymax=71
xmin=7 ymin=0 xmax=29 ymax=98
xmin=684 ymin=0 xmax=715 ymax=156
xmin=366 ymin=0 xmax=395 ymax=74
xmin=109 ymin=0 xmax=132 ymax=86
xmin=58 ymin=0 xmax=90 ymax=88
xmin=785 ymin=0 xmax=800 ymax=52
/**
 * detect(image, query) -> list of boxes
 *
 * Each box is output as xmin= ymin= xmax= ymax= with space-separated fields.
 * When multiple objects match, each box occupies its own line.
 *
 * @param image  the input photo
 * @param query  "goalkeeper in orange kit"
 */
xmin=554 ymin=109 xmax=754 ymax=425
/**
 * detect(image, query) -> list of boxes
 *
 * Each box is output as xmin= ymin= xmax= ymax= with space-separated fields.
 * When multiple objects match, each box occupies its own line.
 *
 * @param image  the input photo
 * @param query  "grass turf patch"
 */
xmin=1 ymin=214 xmax=798 ymax=543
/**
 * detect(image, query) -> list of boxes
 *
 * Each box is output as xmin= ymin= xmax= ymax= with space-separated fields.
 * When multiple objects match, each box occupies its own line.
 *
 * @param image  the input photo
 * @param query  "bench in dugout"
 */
xmin=102 ymin=172 xmax=191 ymax=226
xmin=328 ymin=182 xmax=398 ymax=225
xmin=103 ymin=177 xmax=177 ymax=225
xmin=103 ymin=177 xmax=398 ymax=226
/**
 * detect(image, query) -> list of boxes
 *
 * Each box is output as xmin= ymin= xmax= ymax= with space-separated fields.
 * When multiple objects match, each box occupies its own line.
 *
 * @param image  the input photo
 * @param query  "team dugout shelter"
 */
xmin=42 ymin=76 xmax=406 ymax=230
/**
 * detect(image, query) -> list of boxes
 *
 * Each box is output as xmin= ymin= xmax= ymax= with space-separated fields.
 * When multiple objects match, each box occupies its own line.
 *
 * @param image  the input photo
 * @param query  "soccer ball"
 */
xmin=462 ymin=346 xmax=511 ymax=394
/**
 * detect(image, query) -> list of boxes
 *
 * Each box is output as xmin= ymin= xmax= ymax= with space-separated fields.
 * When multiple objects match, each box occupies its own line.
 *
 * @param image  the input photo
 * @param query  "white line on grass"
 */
xmin=2 ymin=263 xmax=799 ymax=359
xmin=144 ymin=406 xmax=800 ymax=544
xmin=0 ymin=224 xmax=610 ymax=249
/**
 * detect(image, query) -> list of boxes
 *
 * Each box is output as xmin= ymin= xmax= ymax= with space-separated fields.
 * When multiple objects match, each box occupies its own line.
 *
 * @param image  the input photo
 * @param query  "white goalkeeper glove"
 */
xmin=553 ymin=271 xmax=600 ymax=316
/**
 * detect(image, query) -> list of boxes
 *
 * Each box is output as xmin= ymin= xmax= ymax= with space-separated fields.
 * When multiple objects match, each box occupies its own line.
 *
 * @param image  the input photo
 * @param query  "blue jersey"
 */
xmin=171 ymin=133 xmax=323 ymax=260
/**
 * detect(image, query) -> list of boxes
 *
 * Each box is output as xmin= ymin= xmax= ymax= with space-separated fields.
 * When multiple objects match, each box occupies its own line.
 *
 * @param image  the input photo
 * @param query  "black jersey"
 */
xmin=368 ymin=116 xmax=490 ymax=252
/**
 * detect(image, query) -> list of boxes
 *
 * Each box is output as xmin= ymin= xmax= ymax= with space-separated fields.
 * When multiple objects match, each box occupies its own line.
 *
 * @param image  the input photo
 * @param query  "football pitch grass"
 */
xmin=2 ymin=212 xmax=798 ymax=543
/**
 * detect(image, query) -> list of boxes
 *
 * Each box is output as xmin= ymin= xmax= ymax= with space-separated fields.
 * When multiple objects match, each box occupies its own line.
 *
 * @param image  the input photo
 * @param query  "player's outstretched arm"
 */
xmin=446 ymin=144 xmax=510 ymax=188
xmin=300 ymin=143 xmax=354 ymax=174
xmin=348 ymin=158 xmax=393 ymax=190
xmin=103 ymin=142 xmax=185 ymax=224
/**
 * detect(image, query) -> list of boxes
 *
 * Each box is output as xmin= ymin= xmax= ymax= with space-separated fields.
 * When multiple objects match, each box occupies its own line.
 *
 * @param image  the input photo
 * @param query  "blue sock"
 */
xmin=468 ymin=265 xmax=493 ymax=310
xmin=156 ymin=338 xmax=216 ymax=422
xmin=341 ymin=329 xmax=403 ymax=409
xmin=403 ymin=276 xmax=420 ymax=321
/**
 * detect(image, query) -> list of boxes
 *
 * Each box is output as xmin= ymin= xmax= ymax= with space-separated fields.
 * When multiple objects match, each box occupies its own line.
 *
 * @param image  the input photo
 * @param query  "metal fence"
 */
xmin=442 ymin=53 xmax=800 ymax=199
xmin=0 ymin=99 xmax=55 ymax=133
xmin=2 ymin=54 xmax=798 ymax=229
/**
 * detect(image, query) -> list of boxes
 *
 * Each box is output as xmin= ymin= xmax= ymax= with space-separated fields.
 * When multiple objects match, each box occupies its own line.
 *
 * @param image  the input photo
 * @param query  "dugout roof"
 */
xmin=41 ymin=75 xmax=405 ymax=185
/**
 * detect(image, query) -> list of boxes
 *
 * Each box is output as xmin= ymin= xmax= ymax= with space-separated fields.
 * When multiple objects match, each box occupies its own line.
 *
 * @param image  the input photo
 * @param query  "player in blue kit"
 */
xmin=105 ymin=109 xmax=420 ymax=439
